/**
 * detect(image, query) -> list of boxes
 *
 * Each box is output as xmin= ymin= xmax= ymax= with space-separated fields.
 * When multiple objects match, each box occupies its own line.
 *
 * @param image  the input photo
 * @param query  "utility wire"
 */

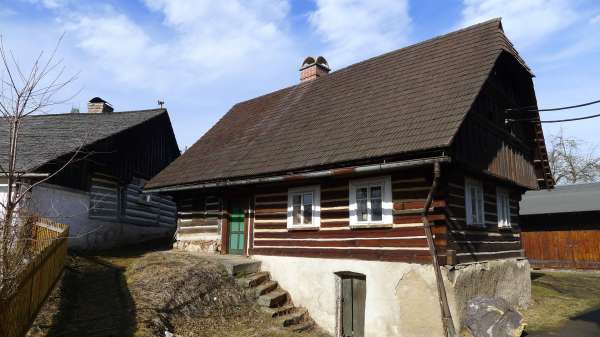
xmin=506 ymin=98 xmax=600 ymax=112
xmin=508 ymin=112 xmax=600 ymax=124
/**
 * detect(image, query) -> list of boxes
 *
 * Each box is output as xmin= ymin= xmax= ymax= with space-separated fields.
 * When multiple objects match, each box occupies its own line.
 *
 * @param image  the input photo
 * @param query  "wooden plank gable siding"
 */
xmin=251 ymin=170 xmax=448 ymax=264
xmin=446 ymin=172 xmax=523 ymax=264
xmin=177 ymin=195 xmax=223 ymax=241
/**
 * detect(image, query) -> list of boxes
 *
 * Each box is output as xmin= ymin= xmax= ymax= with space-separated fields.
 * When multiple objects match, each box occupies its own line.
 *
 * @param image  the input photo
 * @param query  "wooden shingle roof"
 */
xmin=0 ymin=109 xmax=167 ymax=172
xmin=147 ymin=18 xmax=528 ymax=189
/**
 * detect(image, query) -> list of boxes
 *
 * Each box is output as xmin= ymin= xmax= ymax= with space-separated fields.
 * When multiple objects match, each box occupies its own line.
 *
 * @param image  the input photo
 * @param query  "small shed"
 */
xmin=520 ymin=183 xmax=600 ymax=269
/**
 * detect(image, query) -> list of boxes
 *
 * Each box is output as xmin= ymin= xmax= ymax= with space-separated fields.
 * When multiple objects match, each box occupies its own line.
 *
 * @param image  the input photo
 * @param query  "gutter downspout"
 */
xmin=422 ymin=161 xmax=457 ymax=337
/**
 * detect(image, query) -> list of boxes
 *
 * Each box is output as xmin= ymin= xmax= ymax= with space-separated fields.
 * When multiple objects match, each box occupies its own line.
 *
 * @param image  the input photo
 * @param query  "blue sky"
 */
xmin=1 ymin=0 xmax=600 ymax=151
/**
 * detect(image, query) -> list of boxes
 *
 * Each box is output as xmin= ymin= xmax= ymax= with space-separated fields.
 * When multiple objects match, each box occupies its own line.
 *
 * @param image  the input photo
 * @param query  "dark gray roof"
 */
xmin=0 ymin=109 xmax=167 ymax=172
xmin=147 ymin=19 xmax=529 ymax=189
xmin=520 ymin=183 xmax=600 ymax=215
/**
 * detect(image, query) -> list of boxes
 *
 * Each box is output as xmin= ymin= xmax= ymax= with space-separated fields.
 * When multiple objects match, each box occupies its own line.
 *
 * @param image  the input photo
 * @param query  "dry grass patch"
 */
xmin=29 ymin=248 xmax=330 ymax=337
xmin=524 ymin=270 xmax=600 ymax=332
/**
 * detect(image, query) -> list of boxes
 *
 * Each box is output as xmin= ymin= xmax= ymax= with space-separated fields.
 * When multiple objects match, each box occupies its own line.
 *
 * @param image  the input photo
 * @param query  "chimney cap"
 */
xmin=87 ymin=97 xmax=114 ymax=113
xmin=89 ymin=97 xmax=108 ymax=104
xmin=300 ymin=56 xmax=330 ymax=71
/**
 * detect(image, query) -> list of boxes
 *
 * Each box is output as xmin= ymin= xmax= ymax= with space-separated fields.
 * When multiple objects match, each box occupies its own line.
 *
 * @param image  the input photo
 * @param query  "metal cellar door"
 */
xmin=341 ymin=276 xmax=366 ymax=337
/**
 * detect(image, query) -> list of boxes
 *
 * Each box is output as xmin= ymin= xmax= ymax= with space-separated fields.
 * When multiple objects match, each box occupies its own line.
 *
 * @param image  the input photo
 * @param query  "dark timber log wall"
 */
xmin=176 ymin=194 xmax=223 ymax=242
xmin=445 ymin=169 xmax=523 ymax=264
xmin=251 ymin=168 xmax=448 ymax=264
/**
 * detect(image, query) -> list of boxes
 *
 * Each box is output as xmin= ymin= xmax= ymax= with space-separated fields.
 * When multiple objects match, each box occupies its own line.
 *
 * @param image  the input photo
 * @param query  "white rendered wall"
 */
xmin=254 ymin=255 xmax=531 ymax=337
xmin=28 ymin=183 xmax=173 ymax=250
xmin=254 ymin=255 xmax=446 ymax=337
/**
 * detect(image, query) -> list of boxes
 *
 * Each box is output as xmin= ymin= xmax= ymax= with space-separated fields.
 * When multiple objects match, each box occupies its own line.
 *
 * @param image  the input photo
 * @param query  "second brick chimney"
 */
xmin=87 ymin=97 xmax=114 ymax=113
xmin=300 ymin=56 xmax=330 ymax=82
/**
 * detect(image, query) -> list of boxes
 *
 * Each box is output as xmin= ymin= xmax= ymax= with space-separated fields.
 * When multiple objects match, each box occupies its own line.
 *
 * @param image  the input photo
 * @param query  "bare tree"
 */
xmin=548 ymin=128 xmax=600 ymax=185
xmin=0 ymin=35 xmax=78 ymax=300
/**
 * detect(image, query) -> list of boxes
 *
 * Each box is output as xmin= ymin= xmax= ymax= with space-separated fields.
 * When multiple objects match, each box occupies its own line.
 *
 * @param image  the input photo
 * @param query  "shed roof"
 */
xmin=520 ymin=183 xmax=600 ymax=215
xmin=147 ymin=18 xmax=528 ymax=190
xmin=0 ymin=109 xmax=167 ymax=173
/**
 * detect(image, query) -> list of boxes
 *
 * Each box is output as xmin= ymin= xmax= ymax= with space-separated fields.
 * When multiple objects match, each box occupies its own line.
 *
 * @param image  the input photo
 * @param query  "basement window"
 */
xmin=349 ymin=176 xmax=393 ymax=227
xmin=465 ymin=178 xmax=485 ymax=226
xmin=287 ymin=185 xmax=320 ymax=229
xmin=496 ymin=188 xmax=511 ymax=228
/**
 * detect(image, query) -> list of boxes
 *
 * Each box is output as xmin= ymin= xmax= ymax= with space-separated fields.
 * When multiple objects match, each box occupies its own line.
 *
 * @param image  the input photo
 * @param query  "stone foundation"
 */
xmin=174 ymin=238 xmax=221 ymax=253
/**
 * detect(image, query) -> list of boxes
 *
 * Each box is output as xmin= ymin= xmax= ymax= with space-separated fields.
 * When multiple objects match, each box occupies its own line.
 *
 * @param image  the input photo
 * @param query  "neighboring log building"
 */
xmin=146 ymin=19 xmax=551 ymax=337
xmin=520 ymin=183 xmax=600 ymax=269
xmin=0 ymin=97 xmax=180 ymax=250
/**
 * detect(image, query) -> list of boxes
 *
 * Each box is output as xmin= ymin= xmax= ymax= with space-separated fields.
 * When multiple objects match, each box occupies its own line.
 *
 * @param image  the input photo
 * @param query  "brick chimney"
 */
xmin=300 ymin=56 xmax=330 ymax=82
xmin=87 ymin=97 xmax=114 ymax=113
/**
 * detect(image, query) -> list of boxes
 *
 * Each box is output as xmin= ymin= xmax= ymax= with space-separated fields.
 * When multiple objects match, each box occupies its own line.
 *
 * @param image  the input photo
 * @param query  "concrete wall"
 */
xmin=28 ymin=183 xmax=173 ymax=251
xmin=254 ymin=255 xmax=531 ymax=337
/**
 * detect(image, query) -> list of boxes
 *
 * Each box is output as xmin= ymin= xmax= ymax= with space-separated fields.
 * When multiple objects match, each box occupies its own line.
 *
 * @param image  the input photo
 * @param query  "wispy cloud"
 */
xmin=460 ymin=0 xmax=577 ymax=50
xmin=54 ymin=0 xmax=297 ymax=94
xmin=309 ymin=0 xmax=411 ymax=68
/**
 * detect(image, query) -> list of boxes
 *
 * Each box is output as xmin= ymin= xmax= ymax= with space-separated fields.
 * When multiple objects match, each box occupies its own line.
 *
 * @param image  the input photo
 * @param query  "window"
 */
xmin=349 ymin=176 xmax=392 ymax=226
xmin=287 ymin=185 xmax=320 ymax=228
xmin=465 ymin=178 xmax=485 ymax=226
xmin=496 ymin=188 xmax=511 ymax=228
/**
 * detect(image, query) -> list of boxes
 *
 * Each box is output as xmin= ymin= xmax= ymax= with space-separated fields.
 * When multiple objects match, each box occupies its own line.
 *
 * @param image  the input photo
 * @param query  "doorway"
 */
xmin=228 ymin=202 xmax=245 ymax=255
xmin=338 ymin=273 xmax=366 ymax=337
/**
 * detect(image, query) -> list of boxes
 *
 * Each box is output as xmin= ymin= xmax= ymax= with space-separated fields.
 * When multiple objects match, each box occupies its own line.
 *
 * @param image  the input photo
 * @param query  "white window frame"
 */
xmin=287 ymin=185 xmax=320 ymax=229
xmin=496 ymin=188 xmax=511 ymax=228
xmin=464 ymin=178 xmax=485 ymax=227
xmin=349 ymin=176 xmax=393 ymax=227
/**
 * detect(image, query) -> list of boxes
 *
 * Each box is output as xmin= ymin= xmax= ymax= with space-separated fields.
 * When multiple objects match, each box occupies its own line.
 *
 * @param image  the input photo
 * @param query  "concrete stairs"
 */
xmin=236 ymin=271 xmax=315 ymax=332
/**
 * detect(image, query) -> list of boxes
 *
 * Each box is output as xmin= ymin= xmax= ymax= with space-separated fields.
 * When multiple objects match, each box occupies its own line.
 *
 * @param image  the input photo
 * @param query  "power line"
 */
xmin=509 ymin=112 xmax=600 ymax=124
xmin=506 ymin=98 xmax=600 ymax=112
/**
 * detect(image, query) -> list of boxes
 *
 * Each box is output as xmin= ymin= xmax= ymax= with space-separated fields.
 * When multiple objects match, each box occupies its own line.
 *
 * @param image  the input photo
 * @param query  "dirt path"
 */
xmin=29 ymin=256 xmax=136 ymax=337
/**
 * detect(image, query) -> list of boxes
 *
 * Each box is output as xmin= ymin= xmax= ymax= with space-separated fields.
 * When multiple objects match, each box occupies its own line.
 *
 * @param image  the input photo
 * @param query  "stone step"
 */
xmin=257 ymin=289 xmax=288 ymax=308
xmin=254 ymin=280 xmax=278 ymax=297
xmin=287 ymin=320 xmax=314 ymax=332
xmin=220 ymin=258 xmax=261 ymax=276
xmin=279 ymin=308 xmax=308 ymax=327
xmin=261 ymin=304 xmax=295 ymax=317
xmin=237 ymin=272 xmax=269 ymax=288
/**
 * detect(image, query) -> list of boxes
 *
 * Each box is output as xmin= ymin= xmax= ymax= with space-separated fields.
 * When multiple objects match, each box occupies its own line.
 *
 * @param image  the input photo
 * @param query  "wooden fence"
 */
xmin=0 ymin=217 xmax=69 ymax=337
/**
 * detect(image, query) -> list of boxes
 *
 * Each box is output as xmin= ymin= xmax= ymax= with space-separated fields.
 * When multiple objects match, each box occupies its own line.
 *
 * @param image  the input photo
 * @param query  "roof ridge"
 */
xmin=19 ymin=108 xmax=166 ymax=118
xmin=233 ymin=18 xmax=503 ymax=107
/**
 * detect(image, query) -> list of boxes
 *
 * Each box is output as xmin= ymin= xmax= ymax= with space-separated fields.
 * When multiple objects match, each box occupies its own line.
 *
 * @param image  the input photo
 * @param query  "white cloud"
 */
xmin=144 ymin=0 xmax=291 ymax=69
xmin=591 ymin=14 xmax=600 ymax=24
xmin=309 ymin=0 xmax=411 ymax=68
xmin=24 ymin=0 xmax=68 ymax=9
xmin=460 ymin=0 xmax=577 ymax=49
xmin=58 ymin=1 xmax=296 ymax=92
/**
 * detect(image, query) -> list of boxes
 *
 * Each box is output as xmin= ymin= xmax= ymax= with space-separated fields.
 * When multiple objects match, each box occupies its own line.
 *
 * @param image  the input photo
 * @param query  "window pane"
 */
xmin=371 ymin=198 xmax=382 ymax=221
xmin=370 ymin=186 xmax=381 ymax=199
xmin=303 ymin=204 xmax=312 ymax=224
xmin=356 ymin=187 xmax=367 ymax=200
xmin=293 ymin=194 xmax=301 ymax=205
xmin=357 ymin=199 xmax=368 ymax=222
xmin=303 ymin=193 xmax=313 ymax=205
xmin=292 ymin=204 xmax=301 ymax=224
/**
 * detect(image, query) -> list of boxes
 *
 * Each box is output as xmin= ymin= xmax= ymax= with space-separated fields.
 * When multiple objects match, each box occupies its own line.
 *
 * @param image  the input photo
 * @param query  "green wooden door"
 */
xmin=228 ymin=204 xmax=245 ymax=255
xmin=341 ymin=276 xmax=366 ymax=337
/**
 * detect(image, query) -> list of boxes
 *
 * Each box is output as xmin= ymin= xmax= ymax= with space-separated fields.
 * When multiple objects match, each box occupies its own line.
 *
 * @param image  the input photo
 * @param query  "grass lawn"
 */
xmin=523 ymin=270 xmax=600 ymax=334
xmin=28 ymin=246 xmax=331 ymax=337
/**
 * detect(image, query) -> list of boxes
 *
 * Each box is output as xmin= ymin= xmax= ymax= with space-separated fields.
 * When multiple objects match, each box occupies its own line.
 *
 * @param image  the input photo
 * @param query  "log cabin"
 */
xmin=520 ymin=183 xmax=600 ymax=269
xmin=0 ymin=97 xmax=180 ymax=250
xmin=146 ymin=19 xmax=552 ymax=337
